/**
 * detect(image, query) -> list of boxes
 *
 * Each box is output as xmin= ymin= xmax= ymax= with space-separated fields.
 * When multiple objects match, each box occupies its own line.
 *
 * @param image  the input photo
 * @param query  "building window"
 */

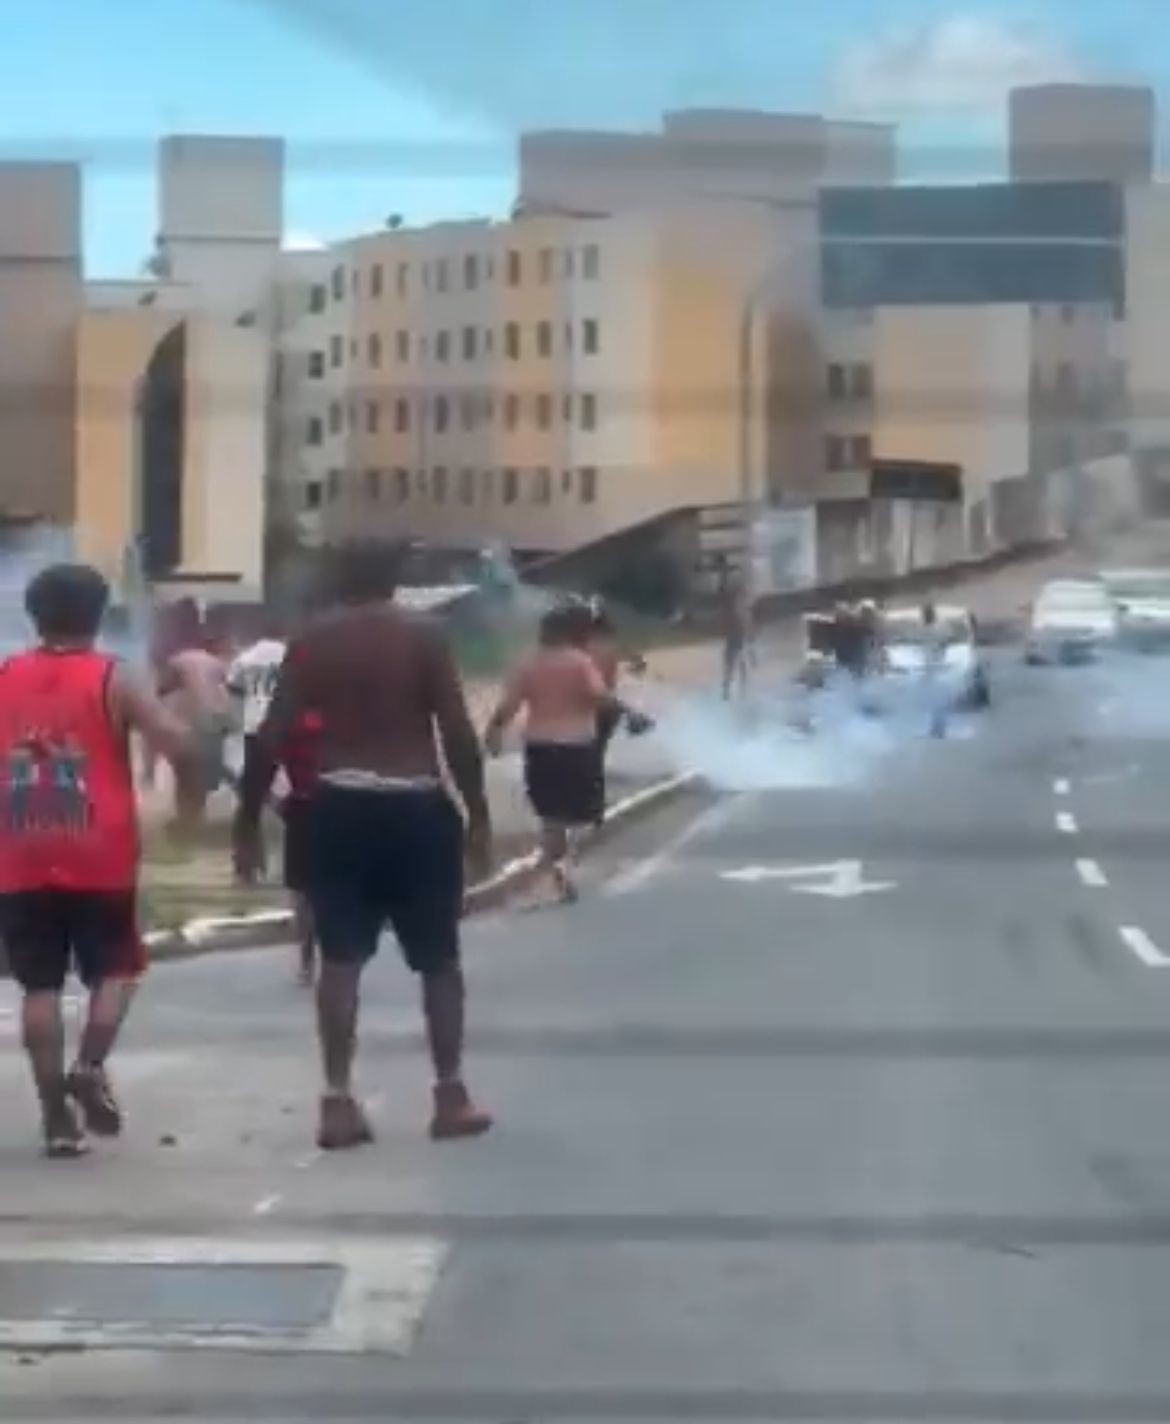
xmin=308 ymin=350 xmax=325 ymax=379
xmin=505 ymin=322 xmax=520 ymax=359
xmin=536 ymin=393 xmax=552 ymax=430
xmin=583 ymin=319 xmax=599 ymax=356
xmin=331 ymin=266 xmax=345 ymax=301
xmin=484 ymin=328 xmax=494 ymax=355
xmin=563 ymin=393 xmax=573 ymax=423
xmin=825 ymin=435 xmax=846 ymax=471
xmin=580 ymin=393 xmax=597 ymax=431
xmin=507 ymin=250 xmax=522 ymax=286
xmin=330 ymin=335 xmax=344 ymax=369
xmin=540 ymin=248 xmax=553 ymax=283
xmin=579 ymin=466 xmax=597 ymax=503
xmin=827 ymin=364 xmax=847 ymax=400
xmin=504 ymin=393 xmax=519 ymax=430
xmin=367 ymin=401 xmax=381 ymax=435
xmin=309 ymin=283 xmax=327 ymax=314
xmin=434 ymin=395 xmax=450 ymax=433
xmin=464 ymin=254 xmax=478 ymax=290
xmin=482 ymin=469 xmax=496 ymax=503
xmin=583 ymin=244 xmax=600 ymax=280
xmin=484 ymin=255 xmax=495 ymax=281
xmin=482 ymin=391 xmax=495 ymax=422
xmin=396 ymin=330 xmax=410 ymax=363
xmin=503 ymin=468 xmax=519 ymax=504
xmin=327 ymin=468 xmax=342 ymax=501
xmin=419 ymin=336 xmax=429 ymax=360
xmin=328 ymin=401 xmax=344 ymax=435
xmin=396 ymin=263 xmax=408 ymax=297
xmin=305 ymin=480 xmax=323 ymax=510
xmin=351 ymin=269 xmax=361 ymax=297
xmin=435 ymin=330 xmax=450 ymax=363
xmin=350 ymin=338 xmax=359 ymax=360
xmin=460 ymin=394 xmax=477 ymax=432
xmin=561 ymin=469 xmax=574 ymax=495
xmin=365 ymin=468 xmax=382 ymax=500
xmin=533 ymin=467 xmax=552 ymax=505
xmin=370 ymin=264 xmax=384 ymax=298
xmin=368 ymin=333 xmax=383 ymax=368
xmin=432 ymin=466 xmax=448 ymax=503
xmin=848 ymin=435 xmax=871 ymax=468
xmin=564 ymin=249 xmax=576 ymax=279
xmin=460 ymin=467 xmax=476 ymax=505
xmin=537 ymin=321 xmax=553 ymax=358
xmin=435 ymin=258 xmax=449 ymax=293
xmin=306 ymin=415 xmax=324 ymax=447
xmin=394 ymin=467 xmax=410 ymax=502
xmin=565 ymin=322 xmax=574 ymax=352
xmin=394 ymin=397 xmax=410 ymax=433
xmin=463 ymin=326 xmax=477 ymax=361
xmin=850 ymin=364 xmax=872 ymax=399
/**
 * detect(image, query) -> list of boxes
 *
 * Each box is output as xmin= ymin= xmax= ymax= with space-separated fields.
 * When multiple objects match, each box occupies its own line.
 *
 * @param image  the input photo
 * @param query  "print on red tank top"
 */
xmin=0 ymin=650 xmax=139 ymax=892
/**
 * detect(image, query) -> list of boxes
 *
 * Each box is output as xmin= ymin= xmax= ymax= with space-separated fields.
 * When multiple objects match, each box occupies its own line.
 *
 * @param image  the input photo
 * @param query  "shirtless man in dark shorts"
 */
xmin=233 ymin=540 xmax=493 ymax=1151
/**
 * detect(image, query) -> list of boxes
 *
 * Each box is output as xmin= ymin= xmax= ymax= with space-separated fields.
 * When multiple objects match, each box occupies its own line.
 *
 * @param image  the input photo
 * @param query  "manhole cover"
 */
xmin=0 ymin=1237 xmax=447 ymax=1354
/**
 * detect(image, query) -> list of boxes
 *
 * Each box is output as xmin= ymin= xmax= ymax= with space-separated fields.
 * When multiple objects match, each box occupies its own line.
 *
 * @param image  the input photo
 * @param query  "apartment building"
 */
xmin=0 ymin=163 xmax=83 ymax=525
xmin=1010 ymin=84 xmax=1156 ymax=185
xmin=282 ymin=198 xmax=796 ymax=559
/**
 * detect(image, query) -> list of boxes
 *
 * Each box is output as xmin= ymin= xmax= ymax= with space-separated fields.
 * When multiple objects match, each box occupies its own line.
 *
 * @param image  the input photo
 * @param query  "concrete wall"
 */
xmin=1010 ymin=85 xmax=1155 ymax=184
xmin=1124 ymin=185 xmax=1170 ymax=450
xmin=0 ymin=163 xmax=82 ymax=524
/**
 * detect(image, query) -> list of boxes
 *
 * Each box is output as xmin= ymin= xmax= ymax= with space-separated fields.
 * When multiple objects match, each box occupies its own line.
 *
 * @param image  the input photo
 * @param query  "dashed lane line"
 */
xmin=1076 ymin=859 xmax=1108 ymax=888
xmin=1120 ymin=926 xmax=1170 ymax=968
xmin=1056 ymin=811 xmax=1079 ymax=834
xmin=1054 ymin=778 xmax=1071 ymax=796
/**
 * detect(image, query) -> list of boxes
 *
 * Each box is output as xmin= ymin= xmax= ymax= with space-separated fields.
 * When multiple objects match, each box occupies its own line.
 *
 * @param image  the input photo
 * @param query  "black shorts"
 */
xmin=303 ymin=784 xmax=463 ymax=974
xmin=281 ymin=797 xmax=311 ymax=894
xmin=0 ymin=889 xmax=145 ymax=993
xmin=524 ymin=742 xmax=605 ymax=827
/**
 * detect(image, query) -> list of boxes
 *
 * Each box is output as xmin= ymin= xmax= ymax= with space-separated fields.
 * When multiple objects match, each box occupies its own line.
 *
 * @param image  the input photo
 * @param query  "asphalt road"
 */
xmin=10 ymin=623 xmax=1170 ymax=1419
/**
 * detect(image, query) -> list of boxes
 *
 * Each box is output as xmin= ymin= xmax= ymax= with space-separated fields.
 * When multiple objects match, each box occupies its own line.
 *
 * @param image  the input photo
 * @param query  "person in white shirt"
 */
xmin=227 ymin=622 xmax=287 ymax=747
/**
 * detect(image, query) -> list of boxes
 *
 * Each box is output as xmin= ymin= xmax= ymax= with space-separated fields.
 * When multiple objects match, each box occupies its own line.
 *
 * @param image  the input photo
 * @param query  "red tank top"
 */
xmin=0 ymin=649 xmax=139 ymax=891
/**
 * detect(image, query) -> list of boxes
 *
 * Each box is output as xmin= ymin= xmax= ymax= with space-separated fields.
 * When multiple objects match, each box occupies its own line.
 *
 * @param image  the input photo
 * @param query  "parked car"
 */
xmin=879 ymin=605 xmax=991 ymax=709
xmin=1025 ymin=580 xmax=1119 ymax=664
xmin=1100 ymin=568 xmax=1170 ymax=651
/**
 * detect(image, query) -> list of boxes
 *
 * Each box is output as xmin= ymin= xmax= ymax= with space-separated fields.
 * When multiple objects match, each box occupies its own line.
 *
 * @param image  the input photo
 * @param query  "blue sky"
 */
xmin=0 ymin=0 xmax=1161 ymax=276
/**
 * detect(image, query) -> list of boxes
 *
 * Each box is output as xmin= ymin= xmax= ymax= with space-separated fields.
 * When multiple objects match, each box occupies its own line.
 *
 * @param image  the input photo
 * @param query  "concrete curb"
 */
xmin=145 ymin=771 xmax=701 ymax=964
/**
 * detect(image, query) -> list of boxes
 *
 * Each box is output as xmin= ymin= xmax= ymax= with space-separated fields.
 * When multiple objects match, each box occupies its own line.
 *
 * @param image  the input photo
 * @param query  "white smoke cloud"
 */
xmin=833 ymin=14 xmax=1086 ymax=117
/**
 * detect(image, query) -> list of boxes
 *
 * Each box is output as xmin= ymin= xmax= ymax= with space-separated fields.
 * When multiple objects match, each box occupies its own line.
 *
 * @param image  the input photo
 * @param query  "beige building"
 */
xmin=1010 ymin=84 xmax=1155 ymax=184
xmin=282 ymin=198 xmax=816 ymax=558
xmin=0 ymin=163 xmax=83 ymax=525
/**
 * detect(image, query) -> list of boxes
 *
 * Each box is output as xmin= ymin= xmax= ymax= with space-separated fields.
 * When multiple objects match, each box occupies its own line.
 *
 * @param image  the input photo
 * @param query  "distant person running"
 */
xmin=227 ymin=618 xmax=287 ymax=766
xmin=0 ymin=564 xmax=190 ymax=1158
xmin=162 ymin=637 xmax=233 ymax=828
xmin=233 ymin=540 xmax=493 ymax=1152
xmin=485 ymin=602 xmax=649 ymax=903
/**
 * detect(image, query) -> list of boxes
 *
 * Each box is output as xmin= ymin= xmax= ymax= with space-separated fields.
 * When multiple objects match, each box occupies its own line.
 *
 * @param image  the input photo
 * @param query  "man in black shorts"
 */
xmin=233 ymin=540 xmax=493 ymax=1151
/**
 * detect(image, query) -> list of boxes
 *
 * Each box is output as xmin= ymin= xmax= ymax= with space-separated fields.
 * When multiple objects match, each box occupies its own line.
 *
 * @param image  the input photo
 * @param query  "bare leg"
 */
xmin=314 ymin=960 xmax=373 ymax=1150
xmin=316 ymin=961 xmax=361 ymax=1096
xmin=424 ymin=965 xmax=492 ymax=1140
xmin=23 ymin=992 xmax=85 ymax=1156
xmin=293 ymin=895 xmax=316 ymax=986
xmin=76 ymin=978 xmax=137 ymax=1070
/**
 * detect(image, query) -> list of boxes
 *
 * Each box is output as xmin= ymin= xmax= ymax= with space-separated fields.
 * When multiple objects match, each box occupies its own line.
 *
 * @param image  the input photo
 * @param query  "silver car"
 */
xmin=1025 ymin=580 xmax=1119 ymax=664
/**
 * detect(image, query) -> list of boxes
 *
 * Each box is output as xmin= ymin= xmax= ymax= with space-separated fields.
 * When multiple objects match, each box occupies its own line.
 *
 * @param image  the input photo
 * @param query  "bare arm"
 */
xmin=109 ymin=665 xmax=192 ymax=764
xmin=426 ymin=631 xmax=489 ymax=825
xmin=484 ymin=666 xmax=526 ymax=750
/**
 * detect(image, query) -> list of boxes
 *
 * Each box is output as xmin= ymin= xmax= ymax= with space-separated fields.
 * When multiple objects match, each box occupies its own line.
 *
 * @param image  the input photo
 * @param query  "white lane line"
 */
xmin=604 ymin=793 xmax=756 ymax=897
xmin=252 ymin=1194 xmax=282 ymax=1217
xmin=1056 ymin=811 xmax=1079 ymax=834
xmin=1054 ymin=778 xmax=1071 ymax=796
xmin=1120 ymin=926 xmax=1170 ymax=968
xmin=1075 ymin=859 xmax=1108 ymax=888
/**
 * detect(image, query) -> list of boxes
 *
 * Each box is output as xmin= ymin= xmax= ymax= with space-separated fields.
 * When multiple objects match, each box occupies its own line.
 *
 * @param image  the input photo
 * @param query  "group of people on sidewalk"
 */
xmin=0 ymin=542 xmax=650 ymax=1159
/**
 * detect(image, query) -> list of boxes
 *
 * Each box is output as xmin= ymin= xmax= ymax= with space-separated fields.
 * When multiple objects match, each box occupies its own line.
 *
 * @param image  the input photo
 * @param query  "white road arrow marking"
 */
xmin=721 ymin=860 xmax=896 ymax=898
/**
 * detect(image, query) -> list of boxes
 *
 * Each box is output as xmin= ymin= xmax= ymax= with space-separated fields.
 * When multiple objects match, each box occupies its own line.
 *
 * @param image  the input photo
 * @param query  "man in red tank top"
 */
xmin=0 ymin=565 xmax=190 ymax=1158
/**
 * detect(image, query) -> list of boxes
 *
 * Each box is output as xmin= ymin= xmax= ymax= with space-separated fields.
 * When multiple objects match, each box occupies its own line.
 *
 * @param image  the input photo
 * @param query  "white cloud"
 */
xmin=833 ymin=13 xmax=1087 ymax=117
xmin=283 ymin=230 xmax=328 ymax=252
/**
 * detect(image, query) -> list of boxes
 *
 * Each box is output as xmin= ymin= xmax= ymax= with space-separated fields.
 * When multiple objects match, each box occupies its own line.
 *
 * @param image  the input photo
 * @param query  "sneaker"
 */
xmin=42 ymin=1097 xmax=89 ymax=1160
xmin=317 ymin=1094 xmax=374 ymax=1152
xmin=67 ymin=1065 xmax=123 ymax=1138
xmin=430 ymin=1082 xmax=493 ymax=1141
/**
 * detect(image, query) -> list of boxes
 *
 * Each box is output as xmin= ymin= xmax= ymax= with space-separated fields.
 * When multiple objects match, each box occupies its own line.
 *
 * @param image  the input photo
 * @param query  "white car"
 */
xmin=879 ymin=606 xmax=991 ymax=709
xmin=1025 ymin=581 xmax=1119 ymax=664
xmin=1100 ymin=568 xmax=1170 ymax=650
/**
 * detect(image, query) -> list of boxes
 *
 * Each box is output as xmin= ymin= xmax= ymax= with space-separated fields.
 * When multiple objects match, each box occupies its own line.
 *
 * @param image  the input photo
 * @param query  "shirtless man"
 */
xmin=233 ymin=540 xmax=493 ymax=1151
